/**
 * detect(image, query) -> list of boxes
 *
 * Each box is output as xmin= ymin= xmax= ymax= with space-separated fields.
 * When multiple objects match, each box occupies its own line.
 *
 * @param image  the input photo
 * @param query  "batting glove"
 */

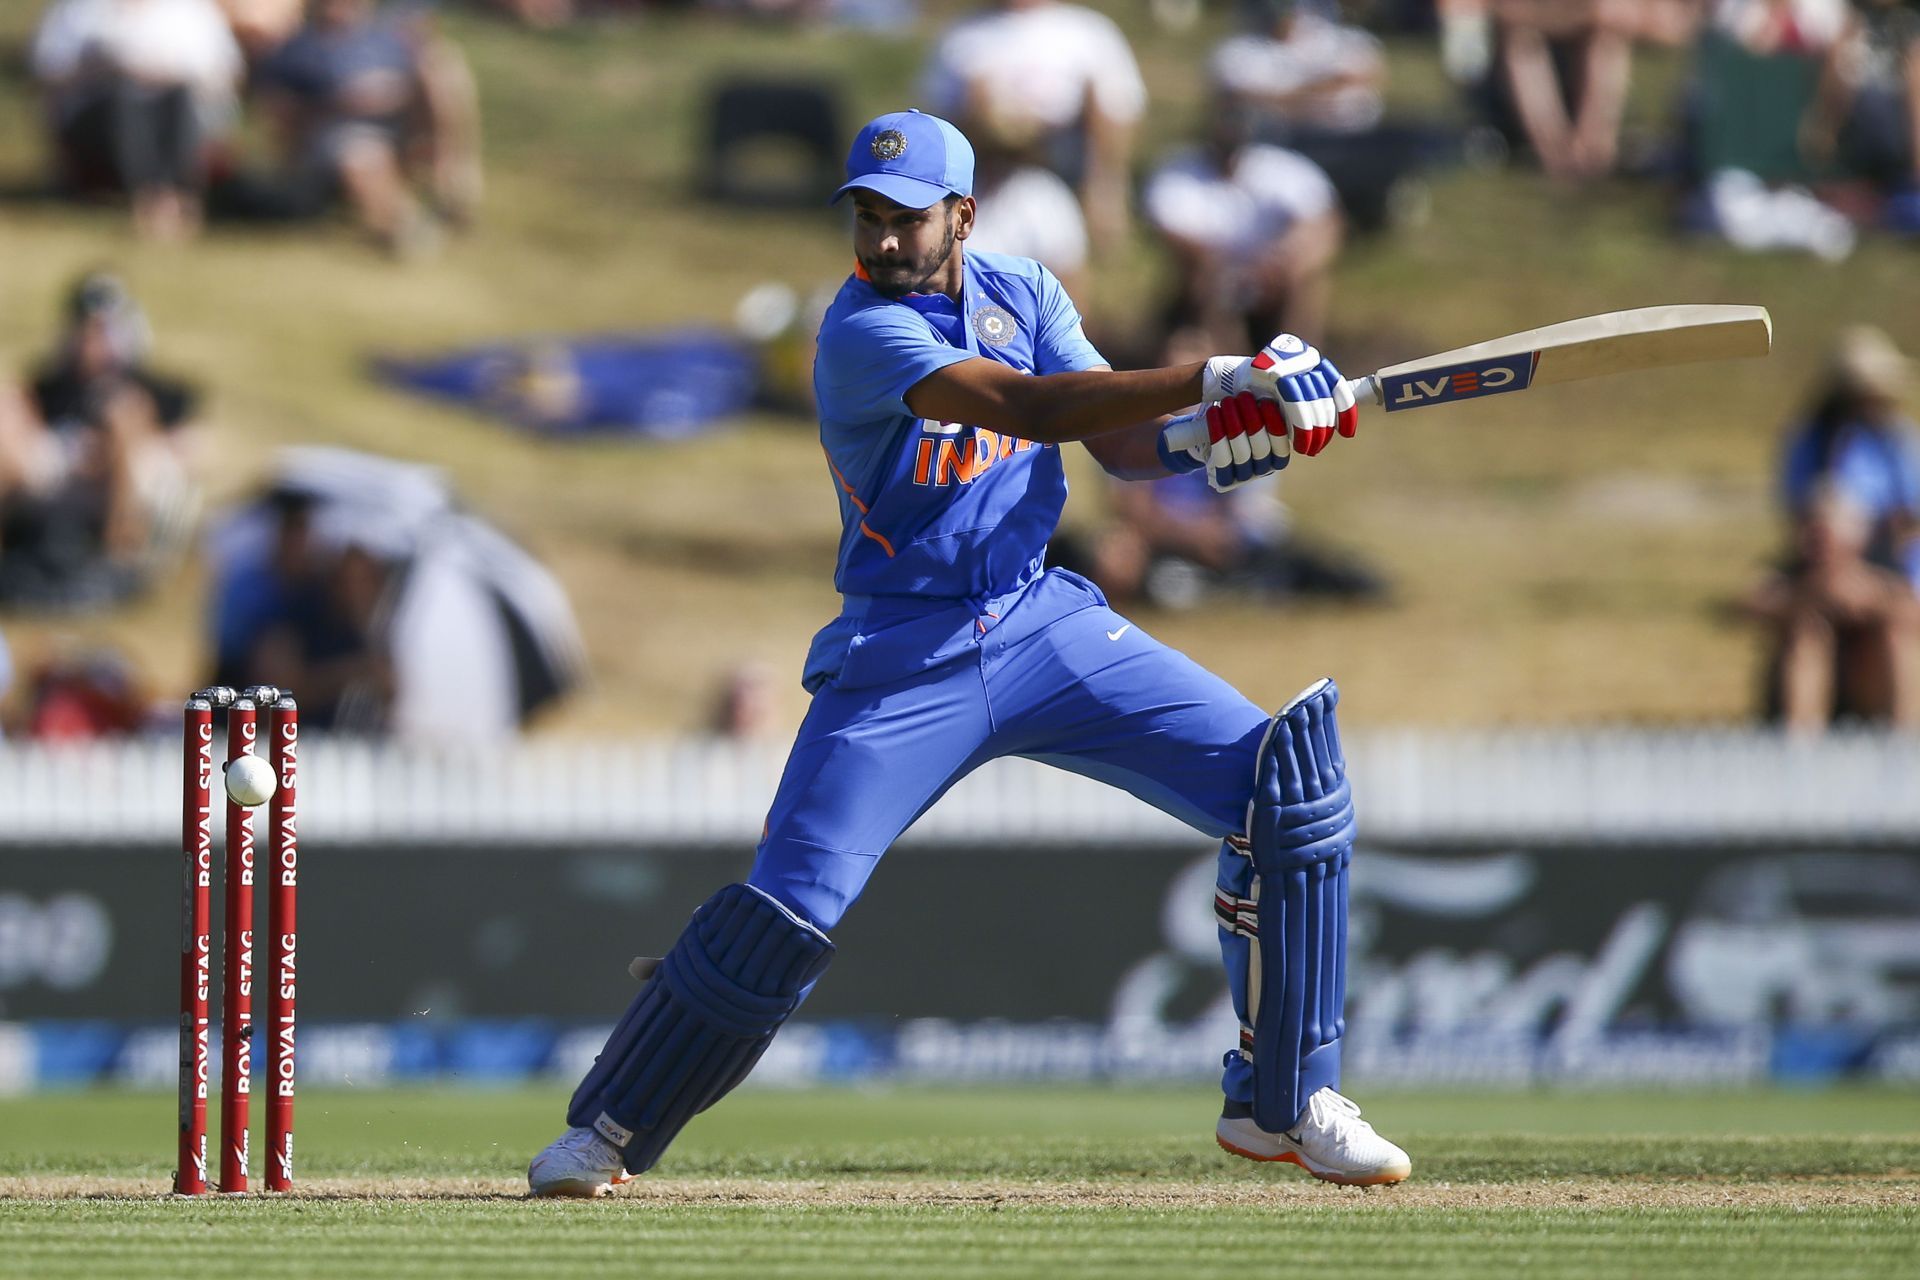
xmin=1156 ymin=392 xmax=1291 ymax=492
xmin=1249 ymin=333 xmax=1360 ymax=457
xmin=1200 ymin=354 xmax=1261 ymax=404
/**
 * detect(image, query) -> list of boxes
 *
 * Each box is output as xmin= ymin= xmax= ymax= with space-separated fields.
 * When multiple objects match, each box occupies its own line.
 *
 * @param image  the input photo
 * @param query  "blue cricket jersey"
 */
xmin=805 ymin=250 xmax=1105 ymax=688
xmin=1781 ymin=416 xmax=1920 ymax=586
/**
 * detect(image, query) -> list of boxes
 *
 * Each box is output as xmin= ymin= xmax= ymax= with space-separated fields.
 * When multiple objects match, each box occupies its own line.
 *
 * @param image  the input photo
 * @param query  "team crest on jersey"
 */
xmin=871 ymin=130 xmax=909 ymax=161
xmin=973 ymin=305 xmax=1018 ymax=348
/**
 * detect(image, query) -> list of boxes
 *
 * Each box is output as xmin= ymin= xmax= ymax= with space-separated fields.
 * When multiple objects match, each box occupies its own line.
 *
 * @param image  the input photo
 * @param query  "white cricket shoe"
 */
xmin=1216 ymin=1087 xmax=1411 ymax=1186
xmin=527 ymin=1126 xmax=634 ymax=1198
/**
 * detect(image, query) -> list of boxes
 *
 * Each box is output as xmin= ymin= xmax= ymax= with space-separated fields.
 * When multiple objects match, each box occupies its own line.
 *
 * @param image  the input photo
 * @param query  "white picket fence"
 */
xmin=0 ymin=728 xmax=1915 ymax=846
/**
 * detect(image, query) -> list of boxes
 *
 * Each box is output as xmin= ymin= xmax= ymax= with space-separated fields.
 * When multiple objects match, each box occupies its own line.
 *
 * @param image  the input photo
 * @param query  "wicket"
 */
xmin=175 ymin=685 xmax=299 ymax=1196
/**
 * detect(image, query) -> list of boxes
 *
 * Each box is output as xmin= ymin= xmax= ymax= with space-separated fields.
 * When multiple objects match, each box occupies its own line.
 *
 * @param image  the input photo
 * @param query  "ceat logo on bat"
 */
xmin=1380 ymin=352 xmax=1538 ymax=411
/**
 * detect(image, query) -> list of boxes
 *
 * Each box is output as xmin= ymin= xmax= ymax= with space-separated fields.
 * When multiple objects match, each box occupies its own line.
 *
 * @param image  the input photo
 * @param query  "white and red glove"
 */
xmin=1248 ymin=333 xmax=1360 ymax=457
xmin=1200 ymin=335 xmax=1359 ymax=458
xmin=1157 ymin=392 xmax=1290 ymax=493
xmin=1165 ymin=335 xmax=1361 ymax=490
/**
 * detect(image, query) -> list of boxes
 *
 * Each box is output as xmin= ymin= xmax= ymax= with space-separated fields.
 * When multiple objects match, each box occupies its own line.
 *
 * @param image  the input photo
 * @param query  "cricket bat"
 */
xmin=1165 ymin=304 xmax=1773 ymax=453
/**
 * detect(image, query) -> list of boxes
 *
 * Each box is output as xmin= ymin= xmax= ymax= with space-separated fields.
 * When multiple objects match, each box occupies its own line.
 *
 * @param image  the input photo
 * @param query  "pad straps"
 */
xmin=567 ymin=883 xmax=833 ymax=1172
xmin=1243 ymin=679 xmax=1354 ymax=1131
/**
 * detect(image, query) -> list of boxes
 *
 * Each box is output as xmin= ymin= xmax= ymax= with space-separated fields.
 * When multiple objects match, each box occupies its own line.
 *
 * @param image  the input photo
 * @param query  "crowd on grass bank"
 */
xmin=28 ymin=0 xmax=480 ymax=254
xmin=1 ymin=0 xmax=1916 ymax=738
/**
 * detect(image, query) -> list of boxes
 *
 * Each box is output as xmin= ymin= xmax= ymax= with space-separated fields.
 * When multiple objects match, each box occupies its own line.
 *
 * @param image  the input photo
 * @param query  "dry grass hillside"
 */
xmin=0 ymin=4 xmax=1914 ymax=735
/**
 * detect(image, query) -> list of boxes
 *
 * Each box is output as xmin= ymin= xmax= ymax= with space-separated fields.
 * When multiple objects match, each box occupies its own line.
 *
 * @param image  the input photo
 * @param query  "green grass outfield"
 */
xmin=2 ymin=1087 xmax=1916 ymax=1279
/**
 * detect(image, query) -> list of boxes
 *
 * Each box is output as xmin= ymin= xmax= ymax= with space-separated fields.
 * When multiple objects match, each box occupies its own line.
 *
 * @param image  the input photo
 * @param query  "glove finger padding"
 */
xmin=1311 ymin=371 xmax=1340 ymax=443
xmin=1324 ymin=359 xmax=1360 ymax=439
xmin=1206 ymin=395 xmax=1252 ymax=488
xmin=1238 ymin=398 xmax=1275 ymax=471
xmin=1302 ymin=371 xmax=1335 ymax=434
xmin=1254 ymin=334 xmax=1362 ymax=457
xmin=1254 ymin=397 xmax=1290 ymax=470
xmin=1277 ymin=392 xmax=1311 ymax=457
xmin=1224 ymin=393 xmax=1279 ymax=473
xmin=1275 ymin=373 xmax=1318 ymax=455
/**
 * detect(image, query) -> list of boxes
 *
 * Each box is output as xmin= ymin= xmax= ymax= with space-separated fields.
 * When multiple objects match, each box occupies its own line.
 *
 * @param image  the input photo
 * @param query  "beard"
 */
xmin=860 ymin=219 xmax=958 ymax=299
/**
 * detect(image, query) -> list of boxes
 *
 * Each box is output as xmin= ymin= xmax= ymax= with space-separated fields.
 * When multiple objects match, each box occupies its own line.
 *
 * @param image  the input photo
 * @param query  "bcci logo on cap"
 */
xmin=871 ymin=130 xmax=909 ymax=161
xmin=973 ymin=305 xmax=1017 ymax=347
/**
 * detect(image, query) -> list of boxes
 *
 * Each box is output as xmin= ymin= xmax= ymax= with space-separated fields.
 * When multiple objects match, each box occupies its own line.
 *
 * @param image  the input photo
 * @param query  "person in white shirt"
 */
xmin=30 ymin=0 xmax=243 ymax=240
xmin=1208 ymin=0 xmax=1467 ymax=235
xmin=920 ymin=0 xmax=1147 ymax=254
xmin=964 ymin=122 xmax=1091 ymax=300
xmin=1143 ymin=104 xmax=1344 ymax=353
xmin=1210 ymin=0 xmax=1386 ymax=138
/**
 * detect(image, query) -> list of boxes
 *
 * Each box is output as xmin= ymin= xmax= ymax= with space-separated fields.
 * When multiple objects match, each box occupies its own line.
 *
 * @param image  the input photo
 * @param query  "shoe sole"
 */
xmin=1216 ymin=1133 xmax=1410 ymax=1187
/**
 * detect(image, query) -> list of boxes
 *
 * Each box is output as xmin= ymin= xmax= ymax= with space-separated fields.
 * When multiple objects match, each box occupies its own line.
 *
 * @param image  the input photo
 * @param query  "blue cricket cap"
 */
xmin=832 ymin=110 xmax=974 ymax=209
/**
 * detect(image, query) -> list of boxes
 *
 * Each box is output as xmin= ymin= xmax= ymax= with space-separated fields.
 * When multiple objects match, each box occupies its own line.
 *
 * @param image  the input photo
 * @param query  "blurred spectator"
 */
xmin=1832 ymin=0 xmax=1920 ymax=232
xmin=921 ymin=0 xmax=1146 ymax=254
xmin=963 ymin=120 xmax=1091 ymax=299
xmin=221 ymin=0 xmax=307 ymax=56
xmin=1210 ymin=0 xmax=1469 ymax=232
xmin=0 ymin=627 xmax=12 ymax=739
xmin=1142 ymin=102 xmax=1344 ymax=353
xmin=1483 ymin=0 xmax=1642 ymax=182
xmin=1212 ymin=0 xmax=1387 ymax=140
xmin=13 ymin=647 xmax=152 ymax=740
xmin=207 ymin=448 xmax=587 ymax=741
xmin=233 ymin=0 xmax=482 ymax=255
xmin=710 ymin=660 xmax=779 ymax=739
xmin=29 ymin=0 xmax=245 ymax=240
xmin=1748 ymin=326 xmax=1920 ymax=730
xmin=0 ymin=273 xmax=200 ymax=609
xmin=1439 ymin=0 xmax=1498 ymax=87
xmin=207 ymin=487 xmax=377 ymax=728
xmin=697 ymin=77 xmax=843 ymax=208
xmin=733 ymin=281 xmax=835 ymax=416
xmin=1682 ymin=0 xmax=1861 ymax=256
xmin=482 ymin=0 xmax=577 ymax=28
xmin=1058 ymin=468 xmax=1386 ymax=610
xmin=237 ymin=531 xmax=398 ymax=733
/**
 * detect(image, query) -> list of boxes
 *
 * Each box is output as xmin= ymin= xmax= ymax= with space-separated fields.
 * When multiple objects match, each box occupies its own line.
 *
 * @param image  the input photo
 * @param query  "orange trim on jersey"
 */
xmin=823 ymin=450 xmax=870 ymax=514
xmin=853 ymin=259 xmax=871 ymax=282
xmin=823 ymin=434 xmax=893 ymax=557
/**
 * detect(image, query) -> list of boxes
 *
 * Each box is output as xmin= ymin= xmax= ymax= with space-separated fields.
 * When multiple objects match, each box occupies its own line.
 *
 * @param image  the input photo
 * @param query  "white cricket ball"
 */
xmin=224 ymin=754 xmax=278 ymax=808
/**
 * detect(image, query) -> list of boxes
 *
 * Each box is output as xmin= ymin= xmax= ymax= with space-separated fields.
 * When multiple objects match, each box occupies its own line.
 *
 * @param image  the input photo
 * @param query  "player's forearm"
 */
xmin=909 ymin=362 xmax=1206 ymax=446
xmin=1083 ymin=417 xmax=1183 ymax=480
xmin=1005 ymin=366 xmax=1205 ymax=445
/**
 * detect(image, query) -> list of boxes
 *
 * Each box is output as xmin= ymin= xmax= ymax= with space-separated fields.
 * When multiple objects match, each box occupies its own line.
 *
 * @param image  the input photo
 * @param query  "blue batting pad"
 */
xmin=1234 ymin=678 xmax=1354 ymax=1131
xmin=566 ymin=883 xmax=834 ymax=1173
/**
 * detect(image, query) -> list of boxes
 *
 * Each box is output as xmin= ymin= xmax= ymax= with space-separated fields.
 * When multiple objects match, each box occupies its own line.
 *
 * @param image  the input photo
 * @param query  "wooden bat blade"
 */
xmin=1375 ymin=304 xmax=1772 ymax=412
xmin=1158 ymin=305 xmax=1774 ymax=453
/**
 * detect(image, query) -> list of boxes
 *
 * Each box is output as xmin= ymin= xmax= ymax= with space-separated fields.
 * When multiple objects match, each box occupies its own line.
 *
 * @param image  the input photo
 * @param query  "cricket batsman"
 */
xmin=530 ymin=109 xmax=1410 ymax=1195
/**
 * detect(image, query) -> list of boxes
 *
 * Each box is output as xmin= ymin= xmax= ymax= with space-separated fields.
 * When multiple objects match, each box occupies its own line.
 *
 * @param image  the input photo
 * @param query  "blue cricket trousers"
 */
xmin=748 ymin=569 xmax=1273 ymax=1100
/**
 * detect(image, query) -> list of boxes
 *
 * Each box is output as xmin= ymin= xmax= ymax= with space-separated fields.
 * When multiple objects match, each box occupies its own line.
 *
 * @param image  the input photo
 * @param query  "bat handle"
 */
xmin=1160 ymin=376 xmax=1381 ymax=455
